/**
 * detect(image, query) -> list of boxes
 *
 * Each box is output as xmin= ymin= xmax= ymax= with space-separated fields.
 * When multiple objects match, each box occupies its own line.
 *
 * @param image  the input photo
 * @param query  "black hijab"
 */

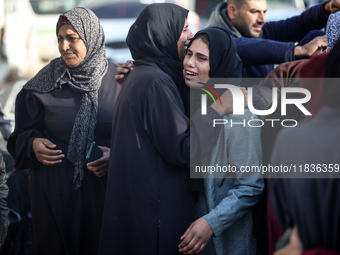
xmin=188 ymin=27 xmax=242 ymax=79
xmin=24 ymin=7 xmax=108 ymax=189
xmin=126 ymin=3 xmax=189 ymax=114
xmin=186 ymin=27 xmax=242 ymax=108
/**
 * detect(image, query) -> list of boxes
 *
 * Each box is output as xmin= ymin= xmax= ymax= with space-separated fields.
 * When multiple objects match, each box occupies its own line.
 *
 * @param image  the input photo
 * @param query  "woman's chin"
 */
xmin=185 ymin=79 xmax=192 ymax=87
xmin=185 ymin=78 xmax=203 ymax=88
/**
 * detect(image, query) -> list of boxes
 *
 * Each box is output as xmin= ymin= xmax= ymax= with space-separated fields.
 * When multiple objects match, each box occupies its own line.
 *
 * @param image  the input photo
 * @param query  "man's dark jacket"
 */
xmin=207 ymin=1 xmax=330 ymax=79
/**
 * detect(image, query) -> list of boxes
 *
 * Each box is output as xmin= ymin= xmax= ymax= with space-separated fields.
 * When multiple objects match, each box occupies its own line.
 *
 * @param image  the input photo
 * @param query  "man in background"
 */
xmin=207 ymin=0 xmax=340 ymax=79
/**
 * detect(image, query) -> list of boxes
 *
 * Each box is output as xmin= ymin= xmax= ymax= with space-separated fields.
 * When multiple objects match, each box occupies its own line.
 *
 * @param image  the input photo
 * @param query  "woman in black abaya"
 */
xmin=99 ymin=4 xmax=235 ymax=255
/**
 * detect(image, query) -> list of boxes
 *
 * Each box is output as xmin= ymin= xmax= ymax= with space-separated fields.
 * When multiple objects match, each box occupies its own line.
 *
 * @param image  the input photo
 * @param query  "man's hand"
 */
xmin=32 ymin=138 xmax=64 ymax=166
xmin=115 ymin=60 xmax=134 ymax=86
xmin=178 ymin=218 xmax=213 ymax=255
xmin=87 ymin=146 xmax=110 ymax=178
xmin=325 ymin=0 xmax=340 ymax=14
xmin=294 ymin=35 xmax=327 ymax=58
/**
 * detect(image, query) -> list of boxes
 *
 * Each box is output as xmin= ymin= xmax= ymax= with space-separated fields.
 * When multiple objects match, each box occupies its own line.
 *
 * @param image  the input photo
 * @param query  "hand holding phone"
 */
xmin=86 ymin=142 xmax=103 ymax=162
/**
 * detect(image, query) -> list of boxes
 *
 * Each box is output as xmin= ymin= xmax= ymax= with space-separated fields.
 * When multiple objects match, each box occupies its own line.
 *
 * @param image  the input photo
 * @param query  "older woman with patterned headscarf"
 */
xmin=7 ymin=7 xmax=121 ymax=255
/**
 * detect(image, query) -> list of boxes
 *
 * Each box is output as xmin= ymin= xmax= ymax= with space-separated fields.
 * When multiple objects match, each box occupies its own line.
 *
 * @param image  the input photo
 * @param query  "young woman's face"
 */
xmin=58 ymin=24 xmax=87 ymax=68
xmin=183 ymin=38 xmax=210 ymax=87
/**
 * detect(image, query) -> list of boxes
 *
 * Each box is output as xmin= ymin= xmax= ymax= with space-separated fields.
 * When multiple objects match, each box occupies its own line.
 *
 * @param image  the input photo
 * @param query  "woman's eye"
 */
xmin=65 ymin=37 xmax=80 ymax=43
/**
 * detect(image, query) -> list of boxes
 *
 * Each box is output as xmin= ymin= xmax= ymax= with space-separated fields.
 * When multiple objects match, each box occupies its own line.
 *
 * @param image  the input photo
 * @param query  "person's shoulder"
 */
xmin=103 ymin=61 xmax=120 ymax=81
xmin=131 ymin=61 xmax=175 ymax=86
xmin=98 ymin=62 xmax=121 ymax=93
xmin=107 ymin=61 xmax=119 ymax=71
xmin=213 ymin=1 xmax=227 ymax=12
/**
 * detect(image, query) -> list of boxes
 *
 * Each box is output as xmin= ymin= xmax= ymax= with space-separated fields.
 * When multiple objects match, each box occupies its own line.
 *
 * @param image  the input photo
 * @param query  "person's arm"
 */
xmin=235 ymin=30 xmax=325 ymax=66
xmin=0 ymin=151 xmax=9 ymax=248
xmin=202 ymin=112 xmax=264 ymax=232
xmin=293 ymin=35 xmax=327 ymax=58
xmin=7 ymin=89 xmax=53 ymax=169
xmin=178 ymin=111 xmax=264 ymax=254
xmin=263 ymin=1 xmax=330 ymax=43
xmin=235 ymin=37 xmax=296 ymax=66
xmin=143 ymin=77 xmax=224 ymax=168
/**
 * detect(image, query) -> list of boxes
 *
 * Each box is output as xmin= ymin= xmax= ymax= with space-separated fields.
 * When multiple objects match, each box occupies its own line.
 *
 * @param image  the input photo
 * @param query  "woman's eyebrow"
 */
xmin=66 ymin=33 xmax=79 ymax=37
xmin=58 ymin=32 xmax=79 ymax=37
xmin=196 ymin=52 xmax=209 ymax=58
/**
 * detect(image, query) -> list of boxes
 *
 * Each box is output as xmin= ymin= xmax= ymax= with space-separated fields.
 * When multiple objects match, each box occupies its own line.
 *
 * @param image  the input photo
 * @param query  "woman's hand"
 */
xmin=178 ymin=217 xmax=213 ymax=254
xmin=32 ymin=138 xmax=64 ymax=166
xmin=274 ymin=226 xmax=302 ymax=255
xmin=114 ymin=60 xmax=133 ymax=86
xmin=86 ymin=146 xmax=110 ymax=178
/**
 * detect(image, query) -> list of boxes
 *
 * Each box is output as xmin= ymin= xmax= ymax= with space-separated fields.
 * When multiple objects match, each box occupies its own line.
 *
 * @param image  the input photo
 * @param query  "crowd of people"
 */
xmin=0 ymin=0 xmax=339 ymax=254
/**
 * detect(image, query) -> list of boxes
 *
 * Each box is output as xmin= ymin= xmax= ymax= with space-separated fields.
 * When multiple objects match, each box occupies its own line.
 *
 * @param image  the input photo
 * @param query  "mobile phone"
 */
xmin=85 ymin=142 xmax=103 ymax=162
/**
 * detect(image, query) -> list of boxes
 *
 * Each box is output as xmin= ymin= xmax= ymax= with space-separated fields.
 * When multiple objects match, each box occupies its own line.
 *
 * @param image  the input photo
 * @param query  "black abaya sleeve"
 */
xmin=143 ymin=77 xmax=222 ymax=168
xmin=7 ymin=89 xmax=45 ymax=169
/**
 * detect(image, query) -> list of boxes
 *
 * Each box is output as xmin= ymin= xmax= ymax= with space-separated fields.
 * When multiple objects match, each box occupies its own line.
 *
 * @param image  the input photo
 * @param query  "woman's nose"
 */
xmin=187 ymin=56 xmax=195 ymax=67
xmin=61 ymin=39 xmax=70 ymax=51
